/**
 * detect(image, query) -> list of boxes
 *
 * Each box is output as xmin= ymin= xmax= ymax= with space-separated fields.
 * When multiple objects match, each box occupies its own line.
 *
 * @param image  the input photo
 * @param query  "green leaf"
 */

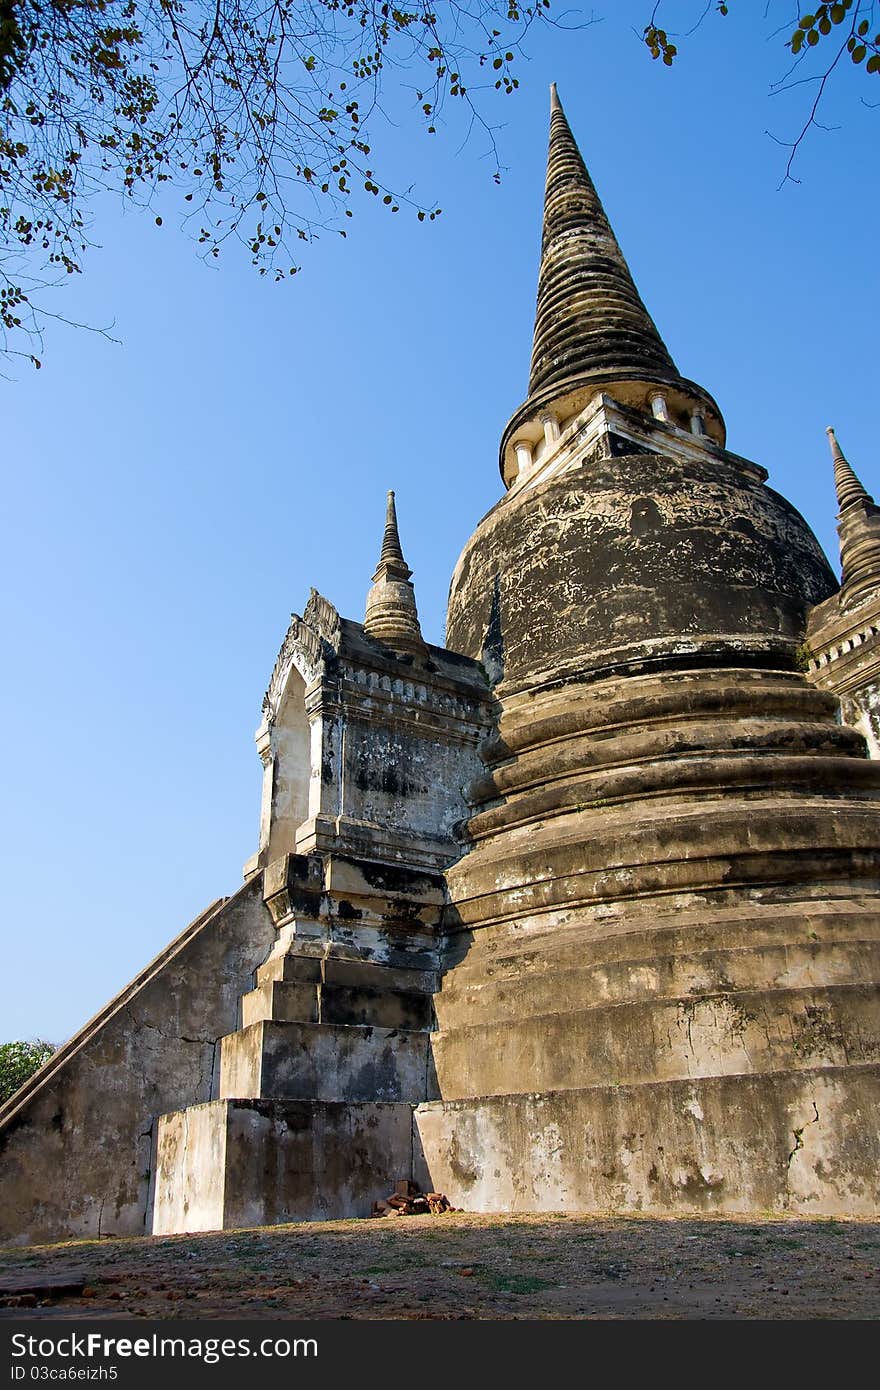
xmin=852 ymin=42 xmax=866 ymax=61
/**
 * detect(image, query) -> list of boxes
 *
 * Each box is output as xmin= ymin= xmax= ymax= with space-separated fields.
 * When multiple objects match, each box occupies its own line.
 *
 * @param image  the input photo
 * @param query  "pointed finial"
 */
xmin=827 ymin=426 xmax=874 ymax=512
xmin=527 ymin=91 xmax=679 ymax=402
xmin=499 ymin=82 xmax=724 ymax=481
xmin=825 ymin=427 xmax=880 ymax=601
xmin=380 ymin=489 xmax=406 ymax=565
xmin=363 ymin=490 xmax=425 ymax=655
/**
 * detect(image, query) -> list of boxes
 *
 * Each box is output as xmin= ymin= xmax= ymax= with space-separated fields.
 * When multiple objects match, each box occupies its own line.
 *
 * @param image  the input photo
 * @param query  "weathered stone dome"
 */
xmin=447 ymin=439 xmax=836 ymax=694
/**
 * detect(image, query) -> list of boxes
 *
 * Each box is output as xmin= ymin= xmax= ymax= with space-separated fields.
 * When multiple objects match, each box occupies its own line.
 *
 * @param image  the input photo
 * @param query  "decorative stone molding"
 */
xmin=304 ymin=587 xmax=343 ymax=650
xmin=262 ymin=593 xmax=341 ymax=721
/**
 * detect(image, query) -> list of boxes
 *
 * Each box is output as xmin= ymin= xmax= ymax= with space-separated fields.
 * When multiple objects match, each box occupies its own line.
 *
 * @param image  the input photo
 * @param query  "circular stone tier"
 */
xmin=436 ymin=452 xmax=880 ymax=1215
xmin=446 ymin=448 xmax=836 ymax=695
xmin=428 ymin=665 xmax=880 ymax=1216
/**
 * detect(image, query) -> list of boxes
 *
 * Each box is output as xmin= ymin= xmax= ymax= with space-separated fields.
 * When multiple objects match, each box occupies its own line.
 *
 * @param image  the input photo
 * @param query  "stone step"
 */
xmin=470 ymin=722 xmax=869 ymax=808
xmin=484 ymin=672 xmax=842 ymax=764
xmin=434 ymin=937 xmax=880 ymax=1031
xmin=430 ymin=983 xmax=880 ymax=1098
xmin=219 ymin=1019 xmax=433 ymax=1103
xmin=439 ymin=900 xmax=880 ymax=986
xmin=256 ymin=949 xmax=436 ymax=995
xmin=153 ymin=1099 xmax=415 ymax=1234
xmin=242 ymin=977 xmax=433 ymax=1030
xmin=242 ymin=980 xmax=318 ymax=1027
xmin=467 ymin=753 xmax=880 ymax=845
xmin=413 ymin=1062 xmax=880 ymax=1216
xmin=445 ymin=798 xmax=880 ymax=924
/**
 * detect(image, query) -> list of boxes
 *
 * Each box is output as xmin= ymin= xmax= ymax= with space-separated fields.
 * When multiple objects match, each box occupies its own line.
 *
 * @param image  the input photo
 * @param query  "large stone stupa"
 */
xmin=419 ymin=88 xmax=880 ymax=1212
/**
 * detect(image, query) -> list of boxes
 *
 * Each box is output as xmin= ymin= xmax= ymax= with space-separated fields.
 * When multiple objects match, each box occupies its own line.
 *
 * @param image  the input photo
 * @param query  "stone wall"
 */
xmin=0 ymin=877 xmax=275 ymax=1245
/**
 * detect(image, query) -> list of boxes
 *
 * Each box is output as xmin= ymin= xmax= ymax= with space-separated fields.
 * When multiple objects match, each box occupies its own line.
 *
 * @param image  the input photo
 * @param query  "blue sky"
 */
xmin=2 ymin=3 xmax=878 ymax=1044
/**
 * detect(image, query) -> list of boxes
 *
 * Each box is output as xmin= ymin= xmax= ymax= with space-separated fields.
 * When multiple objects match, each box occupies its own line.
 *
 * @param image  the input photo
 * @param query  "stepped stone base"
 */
xmin=424 ymin=888 xmax=880 ymax=1213
xmin=414 ymin=1065 xmax=880 ymax=1217
xmin=153 ymin=1099 xmax=415 ymax=1234
xmin=219 ymin=1020 xmax=433 ymax=1102
xmin=242 ymin=950 xmax=434 ymax=1031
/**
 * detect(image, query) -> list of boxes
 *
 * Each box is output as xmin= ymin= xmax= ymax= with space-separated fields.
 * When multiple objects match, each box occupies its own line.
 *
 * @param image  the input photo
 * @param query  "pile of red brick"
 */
xmin=371 ymin=1180 xmax=455 ymax=1217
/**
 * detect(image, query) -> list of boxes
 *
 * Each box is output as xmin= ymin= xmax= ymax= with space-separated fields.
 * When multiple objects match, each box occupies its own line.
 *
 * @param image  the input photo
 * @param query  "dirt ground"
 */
xmin=1 ymin=1212 xmax=878 ymax=1320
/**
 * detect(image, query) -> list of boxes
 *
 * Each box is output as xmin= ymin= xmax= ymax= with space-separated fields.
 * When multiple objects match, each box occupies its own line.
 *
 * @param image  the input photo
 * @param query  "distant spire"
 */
xmin=825 ymin=427 xmax=880 ymax=603
xmin=827 ymin=426 xmax=874 ymax=512
xmin=379 ymin=490 xmax=407 ymax=566
xmin=363 ymin=490 xmax=426 ymax=655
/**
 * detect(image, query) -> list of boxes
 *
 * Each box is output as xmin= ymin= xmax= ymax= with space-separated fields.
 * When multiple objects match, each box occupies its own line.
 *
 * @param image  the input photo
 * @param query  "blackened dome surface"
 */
xmin=446 ymin=450 xmax=837 ymax=693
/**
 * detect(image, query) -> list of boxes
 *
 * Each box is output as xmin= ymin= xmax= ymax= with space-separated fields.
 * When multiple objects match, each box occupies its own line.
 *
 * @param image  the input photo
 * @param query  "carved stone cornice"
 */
xmin=262 ymin=852 xmax=325 ymax=928
xmin=304 ymin=588 xmax=343 ymax=649
xmin=262 ymin=591 xmax=342 ymax=722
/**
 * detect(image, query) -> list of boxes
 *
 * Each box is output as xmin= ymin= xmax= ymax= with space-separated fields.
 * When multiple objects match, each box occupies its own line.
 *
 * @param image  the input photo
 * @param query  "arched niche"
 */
xmin=259 ymin=663 xmax=312 ymax=859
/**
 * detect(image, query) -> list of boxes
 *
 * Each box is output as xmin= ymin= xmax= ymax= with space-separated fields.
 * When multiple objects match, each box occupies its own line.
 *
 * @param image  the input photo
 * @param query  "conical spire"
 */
xmin=826 ymin=427 xmax=880 ymax=603
xmin=499 ymin=86 xmax=724 ymax=482
xmin=828 ymin=427 xmax=874 ymax=512
xmin=379 ymin=490 xmax=408 ymax=568
xmin=363 ymin=490 xmax=426 ymax=655
xmin=529 ymin=85 xmax=678 ymax=399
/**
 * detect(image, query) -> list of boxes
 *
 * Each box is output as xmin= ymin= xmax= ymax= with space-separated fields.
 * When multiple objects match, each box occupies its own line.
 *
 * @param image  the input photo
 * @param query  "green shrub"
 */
xmin=0 ymin=1039 xmax=56 ymax=1105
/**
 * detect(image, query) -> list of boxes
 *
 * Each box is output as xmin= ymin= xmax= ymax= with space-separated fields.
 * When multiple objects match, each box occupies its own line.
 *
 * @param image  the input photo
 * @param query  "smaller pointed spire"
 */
xmin=549 ymin=81 xmax=561 ymax=114
xmin=379 ymin=490 xmax=408 ymax=567
xmin=825 ymin=427 xmax=880 ymax=603
xmin=364 ymin=490 xmax=426 ymax=655
xmin=827 ymin=427 xmax=874 ymax=512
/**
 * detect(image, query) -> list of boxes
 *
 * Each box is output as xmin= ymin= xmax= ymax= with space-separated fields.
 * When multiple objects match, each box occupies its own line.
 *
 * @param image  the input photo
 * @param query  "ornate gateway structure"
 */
xmin=2 ymin=90 xmax=878 ymax=1242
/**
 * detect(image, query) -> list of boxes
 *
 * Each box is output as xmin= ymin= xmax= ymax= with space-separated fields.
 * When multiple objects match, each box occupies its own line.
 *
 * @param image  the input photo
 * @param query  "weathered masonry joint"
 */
xmin=1 ymin=88 xmax=878 ymax=1243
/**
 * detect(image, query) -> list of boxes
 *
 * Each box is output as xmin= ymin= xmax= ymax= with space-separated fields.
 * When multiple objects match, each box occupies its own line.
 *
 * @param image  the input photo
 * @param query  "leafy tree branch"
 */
xmin=643 ymin=1 xmax=879 ymax=184
xmin=1 ymin=0 xmax=876 ymax=366
xmin=0 ymin=0 xmax=558 ymax=360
